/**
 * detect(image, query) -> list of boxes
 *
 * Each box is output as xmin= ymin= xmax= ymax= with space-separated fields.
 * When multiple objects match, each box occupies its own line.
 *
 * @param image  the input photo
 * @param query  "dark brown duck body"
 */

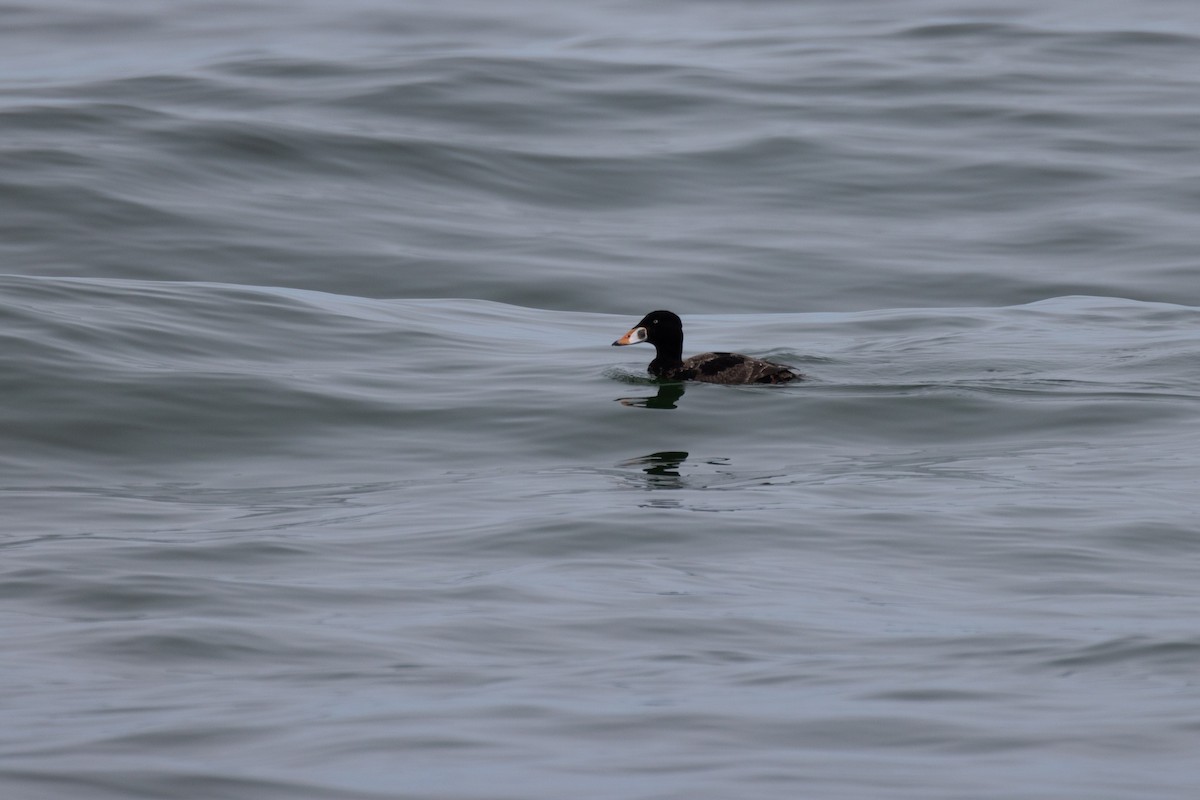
xmin=612 ymin=310 xmax=801 ymax=385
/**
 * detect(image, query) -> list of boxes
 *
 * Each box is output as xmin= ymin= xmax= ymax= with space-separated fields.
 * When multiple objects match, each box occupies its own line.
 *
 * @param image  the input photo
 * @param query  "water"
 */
xmin=3 ymin=2 xmax=1200 ymax=798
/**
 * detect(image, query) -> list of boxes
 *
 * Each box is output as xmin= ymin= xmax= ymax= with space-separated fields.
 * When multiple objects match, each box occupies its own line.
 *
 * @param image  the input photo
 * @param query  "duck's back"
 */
xmin=667 ymin=351 xmax=801 ymax=385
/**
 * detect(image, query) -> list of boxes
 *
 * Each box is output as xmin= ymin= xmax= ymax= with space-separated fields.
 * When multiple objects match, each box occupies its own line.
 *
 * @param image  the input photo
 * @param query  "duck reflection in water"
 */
xmin=619 ymin=451 xmax=689 ymax=491
xmin=615 ymin=382 xmax=685 ymax=409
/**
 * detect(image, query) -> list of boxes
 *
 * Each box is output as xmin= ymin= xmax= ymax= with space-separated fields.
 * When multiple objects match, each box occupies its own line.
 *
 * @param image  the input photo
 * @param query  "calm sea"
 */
xmin=3 ymin=2 xmax=1200 ymax=798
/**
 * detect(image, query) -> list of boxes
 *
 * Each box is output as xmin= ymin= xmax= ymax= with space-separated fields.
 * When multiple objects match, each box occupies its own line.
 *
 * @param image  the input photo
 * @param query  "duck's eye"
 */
xmin=652 ymin=318 xmax=658 ymax=324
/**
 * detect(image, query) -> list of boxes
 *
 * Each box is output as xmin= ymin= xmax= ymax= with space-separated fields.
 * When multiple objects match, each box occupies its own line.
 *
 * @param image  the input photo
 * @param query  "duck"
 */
xmin=612 ymin=310 xmax=801 ymax=385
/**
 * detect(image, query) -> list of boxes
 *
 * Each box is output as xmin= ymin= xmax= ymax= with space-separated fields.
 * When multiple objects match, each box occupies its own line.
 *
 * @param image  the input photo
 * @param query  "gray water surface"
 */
xmin=3 ymin=2 xmax=1200 ymax=798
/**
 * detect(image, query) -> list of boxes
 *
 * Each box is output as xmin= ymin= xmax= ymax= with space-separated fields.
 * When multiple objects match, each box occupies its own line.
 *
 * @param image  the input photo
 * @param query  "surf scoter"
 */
xmin=612 ymin=310 xmax=801 ymax=385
